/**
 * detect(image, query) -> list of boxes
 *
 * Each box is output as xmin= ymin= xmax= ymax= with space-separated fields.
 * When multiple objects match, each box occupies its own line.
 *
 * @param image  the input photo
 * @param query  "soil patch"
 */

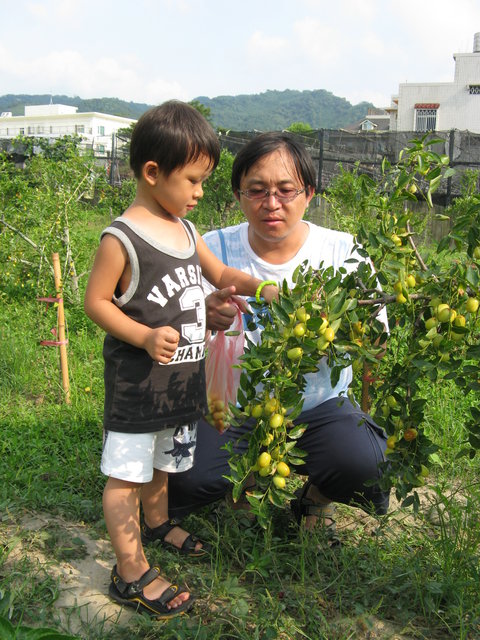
xmin=1 ymin=490 xmax=444 ymax=638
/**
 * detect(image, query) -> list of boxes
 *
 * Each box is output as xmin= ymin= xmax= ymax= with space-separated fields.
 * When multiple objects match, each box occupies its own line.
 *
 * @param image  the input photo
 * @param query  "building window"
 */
xmin=37 ymin=126 xmax=44 ymax=134
xmin=75 ymin=125 xmax=85 ymax=134
xmin=27 ymin=126 xmax=34 ymax=134
xmin=19 ymin=128 xmax=24 ymax=135
xmin=98 ymin=125 xmax=105 ymax=135
xmin=415 ymin=106 xmax=438 ymax=132
xmin=361 ymin=120 xmax=375 ymax=131
xmin=97 ymin=144 xmax=105 ymax=153
xmin=469 ymin=85 xmax=480 ymax=94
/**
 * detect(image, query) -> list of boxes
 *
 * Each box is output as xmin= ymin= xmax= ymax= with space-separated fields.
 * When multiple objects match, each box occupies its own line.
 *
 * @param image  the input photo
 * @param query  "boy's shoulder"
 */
xmin=105 ymin=212 xmax=196 ymax=243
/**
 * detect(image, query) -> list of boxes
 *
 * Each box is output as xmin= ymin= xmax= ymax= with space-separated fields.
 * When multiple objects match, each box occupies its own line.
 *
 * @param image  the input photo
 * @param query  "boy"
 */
xmin=84 ymin=101 xmax=277 ymax=618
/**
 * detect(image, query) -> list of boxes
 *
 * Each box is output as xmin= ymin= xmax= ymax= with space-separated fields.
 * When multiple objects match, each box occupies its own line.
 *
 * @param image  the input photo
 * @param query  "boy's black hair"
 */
xmin=231 ymin=131 xmax=316 ymax=192
xmin=130 ymin=100 xmax=220 ymax=178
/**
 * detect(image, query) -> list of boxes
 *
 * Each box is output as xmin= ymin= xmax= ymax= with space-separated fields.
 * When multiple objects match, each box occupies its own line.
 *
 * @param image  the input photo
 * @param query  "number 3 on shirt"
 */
xmin=179 ymin=286 xmax=206 ymax=344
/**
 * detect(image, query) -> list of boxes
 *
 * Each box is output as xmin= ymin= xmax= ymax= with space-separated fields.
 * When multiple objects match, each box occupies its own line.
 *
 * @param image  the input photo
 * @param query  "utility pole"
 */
xmin=109 ymin=132 xmax=116 ymax=186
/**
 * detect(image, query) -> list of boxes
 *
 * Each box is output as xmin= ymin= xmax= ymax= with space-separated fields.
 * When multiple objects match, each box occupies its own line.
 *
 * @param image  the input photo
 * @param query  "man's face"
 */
xmin=236 ymin=149 xmax=314 ymax=252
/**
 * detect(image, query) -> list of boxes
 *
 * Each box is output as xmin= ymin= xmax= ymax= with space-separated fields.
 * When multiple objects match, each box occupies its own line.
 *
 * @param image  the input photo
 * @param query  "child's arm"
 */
xmin=196 ymin=233 xmax=278 ymax=303
xmin=84 ymin=235 xmax=179 ymax=363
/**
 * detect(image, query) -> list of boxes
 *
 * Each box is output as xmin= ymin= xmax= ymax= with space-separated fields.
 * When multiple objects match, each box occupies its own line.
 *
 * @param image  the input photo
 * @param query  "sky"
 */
xmin=1 ymin=0 xmax=480 ymax=109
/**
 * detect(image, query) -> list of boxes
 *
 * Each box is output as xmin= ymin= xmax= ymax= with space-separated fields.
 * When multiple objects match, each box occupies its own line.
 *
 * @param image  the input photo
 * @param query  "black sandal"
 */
xmin=290 ymin=481 xmax=342 ymax=547
xmin=109 ymin=565 xmax=194 ymax=618
xmin=141 ymin=518 xmax=210 ymax=558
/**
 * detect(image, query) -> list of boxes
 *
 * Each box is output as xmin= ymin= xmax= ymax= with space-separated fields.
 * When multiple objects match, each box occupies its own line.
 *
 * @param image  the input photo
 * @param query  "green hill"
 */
xmin=0 ymin=94 xmax=150 ymax=120
xmin=196 ymin=89 xmax=373 ymax=130
xmin=0 ymin=90 xmax=374 ymax=130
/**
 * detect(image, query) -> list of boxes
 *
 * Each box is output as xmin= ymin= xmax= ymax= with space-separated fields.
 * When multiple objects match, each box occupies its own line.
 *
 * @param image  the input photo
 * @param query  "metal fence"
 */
xmin=219 ymin=129 xmax=480 ymax=204
xmin=3 ymin=127 xmax=480 ymax=204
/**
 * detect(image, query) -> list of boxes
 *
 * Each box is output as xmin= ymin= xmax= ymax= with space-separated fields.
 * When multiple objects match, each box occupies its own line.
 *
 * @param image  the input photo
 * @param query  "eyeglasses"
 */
xmin=238 ymin=187 xmax=305 ymax=203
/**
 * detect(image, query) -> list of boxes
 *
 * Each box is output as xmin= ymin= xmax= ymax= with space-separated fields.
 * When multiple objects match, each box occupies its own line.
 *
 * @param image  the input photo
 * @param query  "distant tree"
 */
xmin=116 ymin=122 xmax=136 ymax=142
xmin=189 ymin=100 xmax=213 ymax=124
xmin=286 ymin=122 xmax=313 ymax=134
xmin=188 ymin=149 xmax=243 ymax=231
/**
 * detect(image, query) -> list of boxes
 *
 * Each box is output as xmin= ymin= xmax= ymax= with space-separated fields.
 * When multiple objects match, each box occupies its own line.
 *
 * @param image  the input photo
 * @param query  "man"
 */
xmin=169 ymin=132 xmax=389 ymax=538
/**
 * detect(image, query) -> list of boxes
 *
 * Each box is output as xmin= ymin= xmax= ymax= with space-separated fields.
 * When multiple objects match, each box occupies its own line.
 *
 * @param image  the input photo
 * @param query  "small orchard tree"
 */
xmin=222 ymin=135 xmax=480 ymax=527
xmin=0 ymin=136 xmax=112 ymax=302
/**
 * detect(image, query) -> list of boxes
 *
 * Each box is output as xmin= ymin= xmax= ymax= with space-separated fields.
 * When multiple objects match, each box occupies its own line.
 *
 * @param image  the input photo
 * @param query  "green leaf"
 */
xmin=466 ymin=345 xmax=480 ymax=360
xmin=287 ymin=457 xmax=306 ymax=466
xmin=286 ymin=399 xmax=305 ymax=421
xmin=268 ymin=487 xmax=286 ymax=508
xmin=324 ymin=274 xmax=342 ymax=293
xmin=271 ymin=299 xmax=291 ymax=325
xmin=0 ymin=617 xmax=14 ymax=640
xmin=287 ymin=424 xmax=307 ymax=439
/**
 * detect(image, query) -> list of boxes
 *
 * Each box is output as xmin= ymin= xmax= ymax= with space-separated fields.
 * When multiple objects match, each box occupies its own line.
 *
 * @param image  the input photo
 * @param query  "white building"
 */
xmin=0 ymin=103 xmax=136 ymax=156
xmin=388 ymin=32 xmax=480 ymax=133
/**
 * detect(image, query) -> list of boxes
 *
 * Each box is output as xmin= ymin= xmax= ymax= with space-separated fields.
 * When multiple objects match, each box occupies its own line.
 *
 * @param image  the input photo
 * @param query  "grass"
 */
xmin=1 ymin=264 xmax=480 ymax=639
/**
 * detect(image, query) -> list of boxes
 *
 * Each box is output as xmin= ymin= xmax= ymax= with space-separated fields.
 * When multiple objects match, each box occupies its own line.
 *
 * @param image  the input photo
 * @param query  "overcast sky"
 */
xmin=1 ymin=0 xmax=480 ymax=109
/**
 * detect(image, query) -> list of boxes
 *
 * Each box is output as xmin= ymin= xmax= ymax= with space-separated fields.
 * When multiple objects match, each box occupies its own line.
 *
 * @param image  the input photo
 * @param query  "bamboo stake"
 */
xmin=52 ymin=252 xmax=71 ymax=404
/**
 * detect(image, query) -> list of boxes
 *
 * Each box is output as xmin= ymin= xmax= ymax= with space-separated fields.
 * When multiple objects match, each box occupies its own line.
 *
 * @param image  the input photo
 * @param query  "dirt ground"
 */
xmin=4 ymin=512 xmax=133 ymax=635
xmin=2 ymin=494 xmax=440 ymax=639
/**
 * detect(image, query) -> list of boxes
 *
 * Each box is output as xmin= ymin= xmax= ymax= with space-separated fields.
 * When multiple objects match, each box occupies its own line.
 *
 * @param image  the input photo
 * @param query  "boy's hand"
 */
xmin=144 ymin=326 xmax=180 ymax=363
xmin=206 ymin=287 xmax=244 ymax=331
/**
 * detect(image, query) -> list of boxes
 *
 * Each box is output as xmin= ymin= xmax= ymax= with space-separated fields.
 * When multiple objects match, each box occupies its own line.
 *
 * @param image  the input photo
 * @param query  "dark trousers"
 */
xmin=168 ymin=397 xmax=390 ymax=520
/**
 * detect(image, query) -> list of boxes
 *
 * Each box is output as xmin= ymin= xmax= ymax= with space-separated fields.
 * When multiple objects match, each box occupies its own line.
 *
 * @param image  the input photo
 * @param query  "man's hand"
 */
xmin=259 ymin=284 xmax=279 ymax=304
xmin=206 ymin=286 xmax=249 ymax=331
xmin=144 ymin=326 xmax=180 ymax=363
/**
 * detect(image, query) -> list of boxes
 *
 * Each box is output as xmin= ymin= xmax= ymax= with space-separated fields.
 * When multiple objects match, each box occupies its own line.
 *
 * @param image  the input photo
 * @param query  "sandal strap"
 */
xmin=111 ymin=564 xmax=160 ymax=597
xmin=155 ymin=583 xmax=187 ymax=606
xmin=299 ymin=500 xmax=336 ymax=520
xmin=143 ymin=518 xmax=181 ymax=541
xmin=291 ymin=482 xmax=337 ymax=522
xmin=180 ymin=533 xmax=200 ymax=553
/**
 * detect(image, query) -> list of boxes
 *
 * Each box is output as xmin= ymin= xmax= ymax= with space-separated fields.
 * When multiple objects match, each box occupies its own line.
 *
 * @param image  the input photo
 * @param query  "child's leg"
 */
xmin=103 ymin=476 xmax=190 ymax=607
xmin=141 ymin=469 xmax=204 ymax=553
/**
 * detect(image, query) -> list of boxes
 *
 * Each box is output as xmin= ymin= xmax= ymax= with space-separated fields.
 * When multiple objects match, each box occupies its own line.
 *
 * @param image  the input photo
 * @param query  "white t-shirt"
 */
xmin=203 ymin=220 xmax=387 ymax=412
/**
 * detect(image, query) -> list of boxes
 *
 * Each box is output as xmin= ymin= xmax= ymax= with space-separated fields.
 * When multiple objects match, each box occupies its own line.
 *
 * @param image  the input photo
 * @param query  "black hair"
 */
xmin=231 ymin=131 xmax=316 ymax=192
xmin=129 ymin=100 xmax=220 ymax=178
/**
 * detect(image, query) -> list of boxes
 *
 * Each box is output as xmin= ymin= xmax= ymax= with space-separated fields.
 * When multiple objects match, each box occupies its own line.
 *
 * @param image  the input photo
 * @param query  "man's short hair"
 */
xmin=130 ymin=100 xmax=220 ymax=178
xmin=231 ymin=131 xmax=316 ymax=192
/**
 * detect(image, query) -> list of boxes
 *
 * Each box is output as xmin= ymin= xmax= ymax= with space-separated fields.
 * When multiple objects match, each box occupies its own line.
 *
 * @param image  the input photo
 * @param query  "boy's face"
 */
xmin=149 ymin=154 xmax=213 ymax=218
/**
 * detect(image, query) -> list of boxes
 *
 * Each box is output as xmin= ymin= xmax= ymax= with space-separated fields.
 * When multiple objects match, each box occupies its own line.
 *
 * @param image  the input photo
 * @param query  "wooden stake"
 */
xmin=52 ymin=252 xmax=71 ymax=404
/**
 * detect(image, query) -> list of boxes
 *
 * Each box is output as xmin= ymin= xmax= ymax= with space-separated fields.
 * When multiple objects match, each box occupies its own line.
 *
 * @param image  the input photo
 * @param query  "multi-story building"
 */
xmin=0 ymin=103 xmax=136 ymax=156
xmin=388 ymin=32 xmax=480 ymax=133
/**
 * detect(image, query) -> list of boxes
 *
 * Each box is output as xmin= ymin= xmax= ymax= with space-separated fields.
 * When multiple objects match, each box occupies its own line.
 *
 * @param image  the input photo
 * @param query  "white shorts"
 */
xmin=100 ymin=423 xmax=197 ymax=483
